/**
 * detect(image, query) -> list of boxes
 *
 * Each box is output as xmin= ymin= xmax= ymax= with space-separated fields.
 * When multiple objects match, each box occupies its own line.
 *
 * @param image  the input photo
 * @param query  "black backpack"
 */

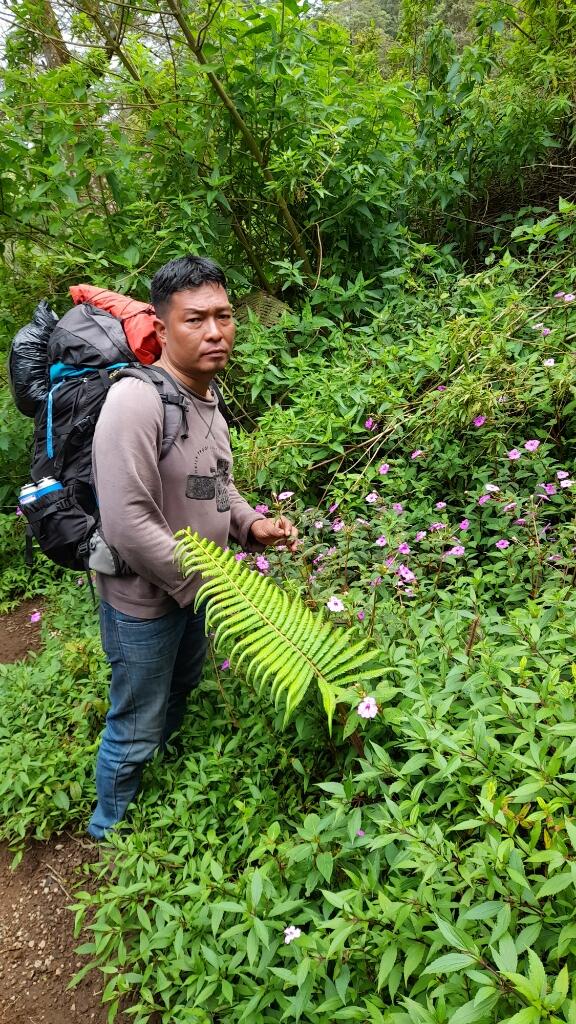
xmin=14 ymin=301 xmax=232 ymax=573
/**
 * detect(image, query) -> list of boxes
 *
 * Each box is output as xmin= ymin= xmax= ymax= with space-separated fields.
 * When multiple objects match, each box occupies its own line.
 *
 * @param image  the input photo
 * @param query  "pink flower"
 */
xmin=473 ymin=415 xmax=486 ymax=427
xmin=378 ymin=463 xmax=390 ymax=474
xmin=564 ymin=294 xmax=575 ymax=302
xmin=446 ymin=545 xmax=465 ymax=556
xmin=435 ymin=501 xmax=447 ymax=510
xmin=364 ymin=417 xmax=377 ymax=430
xmin=220 ymin=659 xmax=230 ymax=670
xmin=356 ymin=828 xmax=366 ymax=836
xmin=357 ymin=610 xmax=365 ymax=622
xmin=29 ymin=611 xmax=41 ymax=623
xmin=557 ymin=470 xmax=570 ymax=479
xmin=332 ymin=519 xmax=345 ymax=532
xmin=365 ymin=492 xmax=379 ymax=504
xmin=495 ymin=539 xmax=510 ymax=550
xmin=397 ymin=564 xmax=416 ymax=583
xmin=16 ymin=507 xmax=23 ymax=516
xmin=478 ymin=495 xmax=491 ymax=506
xmin=254 ymin=503 xmax=269 ymax=515
xmin=369 ymin=575 xmax=383 ymax=587
xmin=411 ymin=450 xmax=423 ymax=459
xmin=437 ymin=385 xmax=446 ymax=391
xmin=314 ymin=520 xmax=324 ymax=528
xmin=560 ymin=478 xmax=574 ymax=488
xmin=375 ymin=535 xmax=388 ymax=547
xmin=328 ymin=501 xmax=339 ymax=513
xmin=277 ymin=491 xmax=294 ymax=501
xmin=514 ymin=518 xmax=526 ymax=526
xmin=503 ymin=502 xmax=516 ymax=512
xmin=415 ymin=530 xmax=427 ymax=542
xmin=256 ymin=555 xmax=270 ymax=573
xmin=484 ymin=484 xmax=500 ymax=493
xmin=357 ymin=696 xmax=378 ymax=719
xmin=524 ymin=440 xmax=540 ymax=452
xmin=326 ymin=596 xmax=345 ymax=612
xmin=459 ymin=519 xmax=470 ymax=531
xmin=398 ymin=542 xmax=410 ymax=554
xmin=555 ymin=291 xmax=566 ymax=298
xmin=542 ymin=483 xmax=557 ymax=496
xmin=392 ymin=502 xmax=404 ymax=515
xmin=508 ymin=449 xmax=522 ymax=460
xmin=235 ymin=552 xmax=247 ymax=561
xmin=284 ymin=926 xmax=302 ymax=944
xmin=429 ymin=521 xmax=447 ymax=530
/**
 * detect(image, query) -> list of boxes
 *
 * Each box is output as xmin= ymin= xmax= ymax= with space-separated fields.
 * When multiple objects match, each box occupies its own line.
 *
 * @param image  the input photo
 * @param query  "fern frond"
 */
xmin=174 ymin=531 xmax=381 ymax=731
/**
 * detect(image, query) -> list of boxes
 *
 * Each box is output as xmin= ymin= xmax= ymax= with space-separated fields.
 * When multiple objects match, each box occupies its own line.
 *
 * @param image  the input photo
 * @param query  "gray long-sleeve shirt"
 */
xmin=92 ymin=375 xmax=263 ymax=618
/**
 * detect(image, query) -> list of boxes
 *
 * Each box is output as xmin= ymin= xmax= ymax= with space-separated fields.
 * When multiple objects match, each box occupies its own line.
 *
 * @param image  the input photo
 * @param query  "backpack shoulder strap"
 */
xmin=111 ymin=365 xmax=234 ymax=458
xmin=112 ymin=365 xmax=188 ymax=460
xmin=149 ymin=365 xmax=235 ymax=428
xmin=210 ymin=379 xmax=235 ymax=429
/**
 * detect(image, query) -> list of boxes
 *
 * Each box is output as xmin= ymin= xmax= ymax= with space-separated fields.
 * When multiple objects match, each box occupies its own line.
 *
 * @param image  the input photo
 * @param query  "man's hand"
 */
xmin=250 ymin=516 xmax=299 ymax=552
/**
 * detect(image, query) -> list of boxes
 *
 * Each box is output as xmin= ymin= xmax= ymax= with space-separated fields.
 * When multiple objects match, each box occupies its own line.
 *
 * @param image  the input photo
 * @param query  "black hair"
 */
xmin=150 ymin=255 xmax=227 ymax=313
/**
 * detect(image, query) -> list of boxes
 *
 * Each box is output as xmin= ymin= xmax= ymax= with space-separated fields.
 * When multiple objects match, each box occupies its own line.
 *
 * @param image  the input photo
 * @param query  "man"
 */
xmin=88 ymin=255 xmax=296 ymax=840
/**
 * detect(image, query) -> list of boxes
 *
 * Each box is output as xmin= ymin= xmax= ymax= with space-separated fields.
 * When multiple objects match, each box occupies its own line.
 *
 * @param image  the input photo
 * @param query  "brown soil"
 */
xmin=0 ymin=605 xmax=110 ymax=1024
xmin=0 ymin=597 xmax=46 ymax=665
xmin=0 ymin=837 xmax=108 ymax=1024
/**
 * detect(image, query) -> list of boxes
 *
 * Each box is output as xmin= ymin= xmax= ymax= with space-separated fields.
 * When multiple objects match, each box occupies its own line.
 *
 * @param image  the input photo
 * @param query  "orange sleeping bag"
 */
xmin=69 ymin=285 xmax=161 ymax=365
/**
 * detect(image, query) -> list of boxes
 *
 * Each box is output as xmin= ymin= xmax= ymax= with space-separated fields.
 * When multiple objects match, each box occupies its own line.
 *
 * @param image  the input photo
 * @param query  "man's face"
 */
xmin=154 ymin=284 xmax=236 ymax=378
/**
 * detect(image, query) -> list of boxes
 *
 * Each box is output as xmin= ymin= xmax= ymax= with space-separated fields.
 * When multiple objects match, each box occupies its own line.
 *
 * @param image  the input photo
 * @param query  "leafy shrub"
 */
xmin=0 ymin=509 xmax=59 ymax=611
xmin=0 ymin=581 xmax=106 ymax=851
xmin=67 ymin=576 xmax=576 ymax=1023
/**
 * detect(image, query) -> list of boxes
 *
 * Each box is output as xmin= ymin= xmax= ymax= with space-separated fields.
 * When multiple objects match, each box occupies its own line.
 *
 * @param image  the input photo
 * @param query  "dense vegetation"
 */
xmin=1 ymin=0 xmax=576 ymax=1020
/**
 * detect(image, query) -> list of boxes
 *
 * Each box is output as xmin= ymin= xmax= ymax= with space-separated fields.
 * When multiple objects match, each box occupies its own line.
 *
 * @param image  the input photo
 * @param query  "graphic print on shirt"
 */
xmin=186 ymin=448 xmax=231 ymax=512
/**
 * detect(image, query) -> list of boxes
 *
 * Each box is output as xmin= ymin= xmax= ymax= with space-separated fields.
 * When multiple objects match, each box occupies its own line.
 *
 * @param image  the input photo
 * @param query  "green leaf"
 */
xmin=377 ymin=946 xmax=397 ymax=991
xmin=317 ymin=852 xmax=333 ymax=882
xmin=434 ymin=914 xmax=477 ymax=952
xmin=450 ymin=996 xmax=498 ymax=1024
xmin=527 ymin=948 xmax=547 ymax=997
xmin=536 ymin=871 xmax=574 ymax=898
xmin=250 ymin=869 xmax=263 ymax=908
xmin=422 ymin=953 xmax=477 ymax=975
xmin=498 ymin=1009 xmax=540 ymax=1024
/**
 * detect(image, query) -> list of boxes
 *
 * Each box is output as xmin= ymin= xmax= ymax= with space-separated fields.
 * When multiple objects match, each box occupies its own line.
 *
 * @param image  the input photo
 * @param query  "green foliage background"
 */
xmin=1 ymin=0 xmax=576 ymax=1020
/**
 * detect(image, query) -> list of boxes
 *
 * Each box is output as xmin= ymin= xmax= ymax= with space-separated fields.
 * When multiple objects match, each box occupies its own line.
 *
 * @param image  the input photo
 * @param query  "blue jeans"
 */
xmin=88 ymin=600 xmax=208 ymax=840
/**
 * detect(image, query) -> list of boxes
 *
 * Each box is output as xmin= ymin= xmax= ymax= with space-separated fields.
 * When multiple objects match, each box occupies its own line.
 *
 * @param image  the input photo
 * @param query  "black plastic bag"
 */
xmin=8 ymin=300 xmax=59 ymax=417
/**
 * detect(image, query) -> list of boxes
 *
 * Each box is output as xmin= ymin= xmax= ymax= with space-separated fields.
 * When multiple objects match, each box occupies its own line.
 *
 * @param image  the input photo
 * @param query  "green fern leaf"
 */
xmin=174 ymin=531 xmax=381 ymax=731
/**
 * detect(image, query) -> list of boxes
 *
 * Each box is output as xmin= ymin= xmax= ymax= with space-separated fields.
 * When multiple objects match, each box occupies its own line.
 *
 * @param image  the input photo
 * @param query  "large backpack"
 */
xmin=14 ymin=301 xmax=232 ymax=573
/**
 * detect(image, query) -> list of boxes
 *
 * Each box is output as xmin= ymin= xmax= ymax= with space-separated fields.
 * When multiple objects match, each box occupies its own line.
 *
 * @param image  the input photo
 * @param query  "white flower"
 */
xmin=484 ymin=484 xmax=500 ymax=493
xmin=326 ymin=596 xmax=345 ymax=612
xmin=284 ymin=925 xmax=302 ymax=944
xmin=357 ymin=696 xmax=379 ymax=719
xmin=560 ymin=479 xmax=574 ymax=488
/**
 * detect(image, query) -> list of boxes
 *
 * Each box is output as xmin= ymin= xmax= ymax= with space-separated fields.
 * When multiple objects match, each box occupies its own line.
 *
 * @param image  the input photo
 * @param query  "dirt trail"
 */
xmin=0 ymin=838 xmax=108 ymax=1024
xmin=1 ymin=598 xmax=45 ymax=664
